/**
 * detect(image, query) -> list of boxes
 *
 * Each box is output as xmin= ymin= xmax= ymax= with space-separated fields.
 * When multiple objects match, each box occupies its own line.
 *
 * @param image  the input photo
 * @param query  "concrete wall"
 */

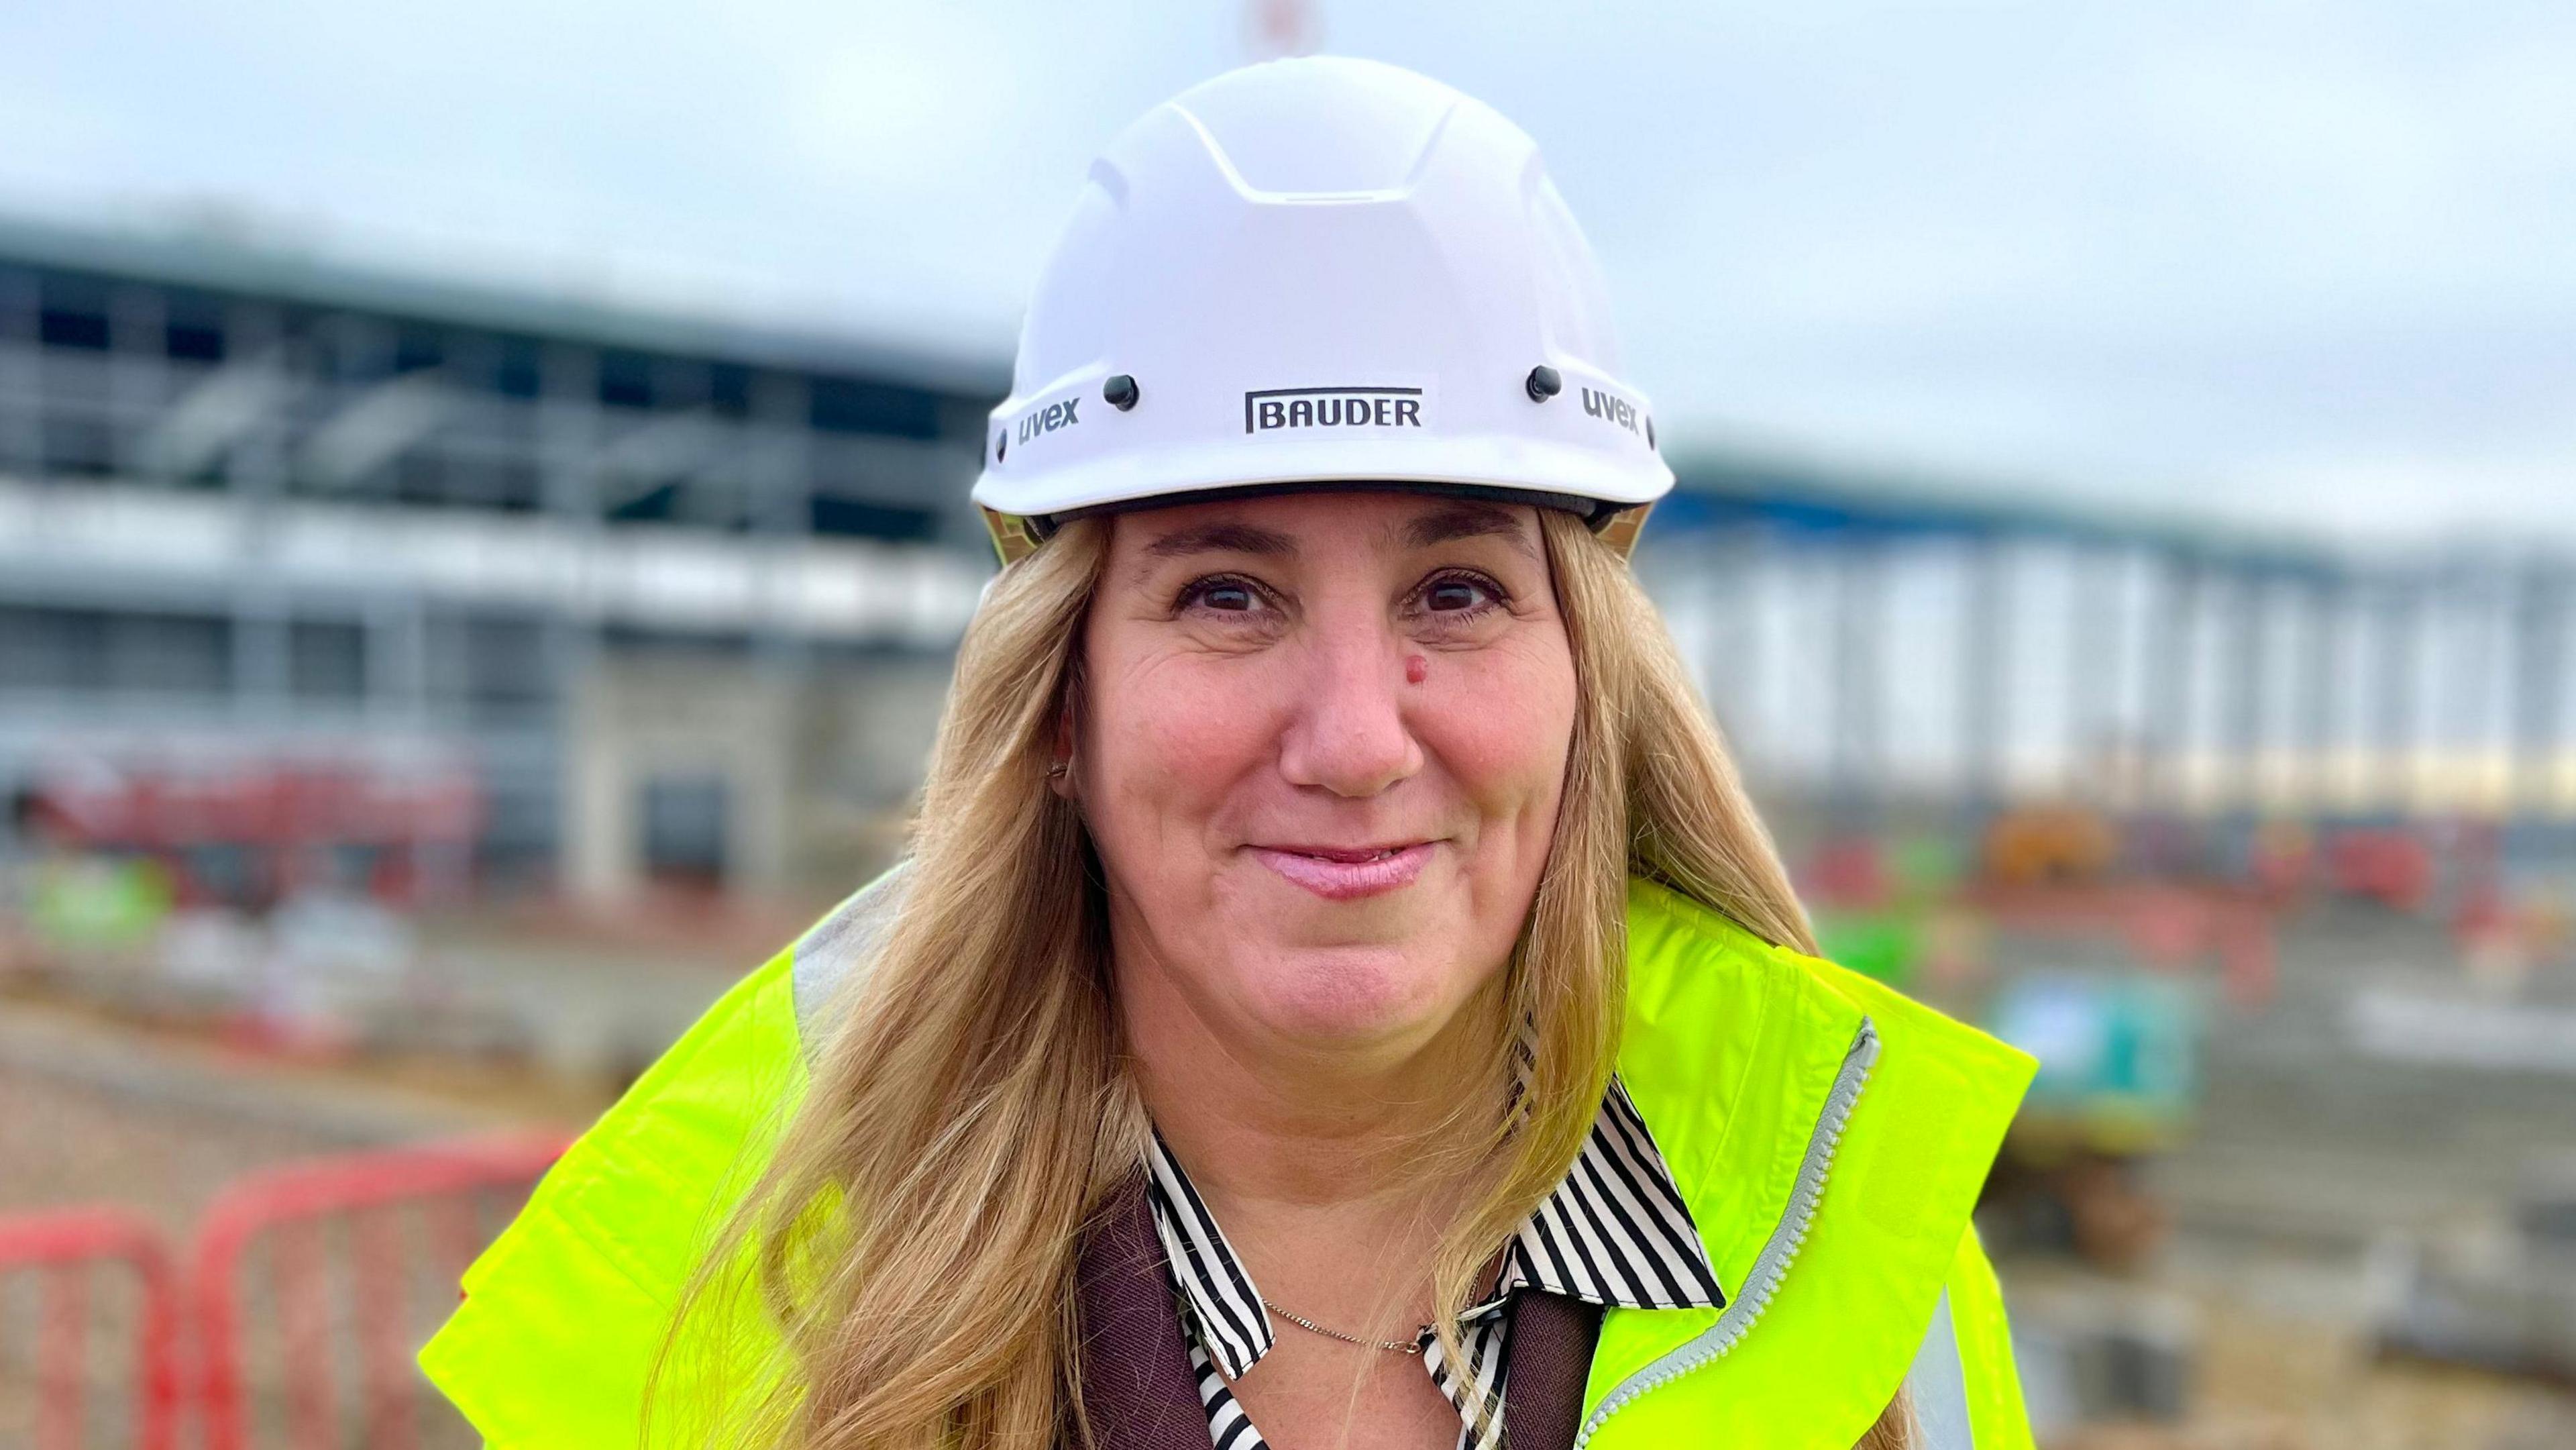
xmin=561 ymin=647 xmax=955 ymax=904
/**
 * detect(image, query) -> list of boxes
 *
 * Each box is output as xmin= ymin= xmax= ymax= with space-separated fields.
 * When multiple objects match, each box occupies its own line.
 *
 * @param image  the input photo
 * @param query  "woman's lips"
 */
xmin=1249 ymin=842 xmax=1436 ymax=900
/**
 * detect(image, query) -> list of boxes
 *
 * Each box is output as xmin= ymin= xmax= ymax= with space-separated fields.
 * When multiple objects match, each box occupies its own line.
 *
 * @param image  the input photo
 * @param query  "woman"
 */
xmin=424 ymin=57 xmax=2035 ymax=1450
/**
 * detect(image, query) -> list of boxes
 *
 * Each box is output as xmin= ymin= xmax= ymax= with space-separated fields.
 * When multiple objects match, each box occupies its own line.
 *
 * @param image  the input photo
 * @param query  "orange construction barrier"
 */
xmin=188 ymin=1131 xmax=568 ymax=1450
xmin=0 ymin=1206 xmax=182 ymax=1450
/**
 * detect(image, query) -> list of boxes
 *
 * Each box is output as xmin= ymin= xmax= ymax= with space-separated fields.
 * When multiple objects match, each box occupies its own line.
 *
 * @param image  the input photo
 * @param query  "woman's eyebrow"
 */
xmin=1140 ymin=521 xmax=1299 ymax=560
xmin=1400 ymin=503 xmax=1539 ymax=559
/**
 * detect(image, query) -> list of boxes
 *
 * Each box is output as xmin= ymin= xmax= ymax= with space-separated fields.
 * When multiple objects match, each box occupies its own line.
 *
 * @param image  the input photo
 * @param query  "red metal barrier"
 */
xmin=0 ymin=1206 xmax=181 ymax=1450
xmin=188 ymin=1131 xmax=570 ymax=1450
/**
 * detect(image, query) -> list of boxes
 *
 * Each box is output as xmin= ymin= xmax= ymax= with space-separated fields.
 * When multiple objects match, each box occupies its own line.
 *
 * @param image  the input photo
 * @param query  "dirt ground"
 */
xmin=9 ymin=897 xmax=2576 ymax=1447
xmin=2001 ymin=1259 xmax=2576 ymax=1450
xmin=0 ymin=992 xmax=607 ymax=1224
xmin=0 ymin=992 xmax=607 ymax=1449
xmin=2048 ymin=1323 xmax=2576 ymax=1450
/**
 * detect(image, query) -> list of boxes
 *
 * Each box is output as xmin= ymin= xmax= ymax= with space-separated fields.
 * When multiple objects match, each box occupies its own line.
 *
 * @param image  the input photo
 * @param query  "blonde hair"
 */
xmin=661 ymin=506 xmax=1912 ymax=1449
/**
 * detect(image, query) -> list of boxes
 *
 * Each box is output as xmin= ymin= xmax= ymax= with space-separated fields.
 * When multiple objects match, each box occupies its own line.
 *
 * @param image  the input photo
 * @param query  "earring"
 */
xmin=1046 ymin=760 xmax=1070 ymax=780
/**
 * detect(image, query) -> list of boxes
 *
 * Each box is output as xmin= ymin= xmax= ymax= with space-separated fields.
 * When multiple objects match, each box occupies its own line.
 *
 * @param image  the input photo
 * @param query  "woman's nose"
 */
xmin=1276 ymin=629 xmax=1424 ymax=798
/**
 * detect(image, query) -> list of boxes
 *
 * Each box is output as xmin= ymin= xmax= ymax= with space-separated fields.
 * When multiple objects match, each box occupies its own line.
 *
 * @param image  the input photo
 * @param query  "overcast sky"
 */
xmin=3 ymin=2 xmax=2569 ymax=547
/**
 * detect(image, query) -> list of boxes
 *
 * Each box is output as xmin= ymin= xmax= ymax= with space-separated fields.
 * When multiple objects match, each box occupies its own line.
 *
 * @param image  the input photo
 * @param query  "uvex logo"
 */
xmin=1244 ymin=386 xmax=1424 ymax=435
xmin=1017 ymin=396 xmax=1079 ymax=444
xmin=1582 ymin=387 xmax=1641 ymax=435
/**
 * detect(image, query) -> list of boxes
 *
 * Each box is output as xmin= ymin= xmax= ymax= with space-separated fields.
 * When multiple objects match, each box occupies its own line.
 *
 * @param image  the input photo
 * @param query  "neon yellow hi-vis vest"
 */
xmin=422 ymin=874 xmax=2039 ymax=1449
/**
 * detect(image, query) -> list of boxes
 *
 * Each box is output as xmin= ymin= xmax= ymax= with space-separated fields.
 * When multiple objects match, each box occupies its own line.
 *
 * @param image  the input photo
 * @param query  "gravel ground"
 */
xmin=0 ymin=998 xmax=594 ymax=1448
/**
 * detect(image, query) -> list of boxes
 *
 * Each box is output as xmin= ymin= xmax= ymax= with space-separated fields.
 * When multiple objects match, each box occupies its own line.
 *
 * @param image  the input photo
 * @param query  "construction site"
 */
xmin=5 ymin=208 xmax=2573 ymax=1450
xmin=4 ymin=9 xmax=2574 ymax=1447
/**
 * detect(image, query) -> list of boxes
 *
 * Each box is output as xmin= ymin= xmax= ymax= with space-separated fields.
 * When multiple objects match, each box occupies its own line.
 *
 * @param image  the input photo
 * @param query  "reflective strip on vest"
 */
xmin=790 ymin=860 xmax=909 ymax=1044
xmin=1945 ymin=1221 xmax=2035 ymax=1450
xmin=1910 ymin=1291 xmax=1972 ymax=1450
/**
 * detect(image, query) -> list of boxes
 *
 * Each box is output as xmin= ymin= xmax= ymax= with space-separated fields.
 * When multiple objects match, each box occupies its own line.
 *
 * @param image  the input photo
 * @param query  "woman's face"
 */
xmin=1075 ymin=490 xmax=1576 ymax=1064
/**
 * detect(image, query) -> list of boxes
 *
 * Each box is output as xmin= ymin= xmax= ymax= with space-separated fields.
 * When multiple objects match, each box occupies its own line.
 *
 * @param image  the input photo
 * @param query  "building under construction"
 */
xmin=4 ymin=213 xmax=2571 ymax=917
xmin=1637 ymin=462 xmax=2573 ymax=834
xmin=0 ymin=214 xmax=998 ymax=909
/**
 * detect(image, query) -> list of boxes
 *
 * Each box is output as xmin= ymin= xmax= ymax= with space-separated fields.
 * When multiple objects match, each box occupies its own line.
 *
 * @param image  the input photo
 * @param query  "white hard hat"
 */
xmin=973 ymin=56 xmax=1672 ymax=563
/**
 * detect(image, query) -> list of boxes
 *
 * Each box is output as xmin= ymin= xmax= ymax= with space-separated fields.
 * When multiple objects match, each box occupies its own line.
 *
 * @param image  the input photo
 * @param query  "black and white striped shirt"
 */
xmin=1143 ymin=1077 xmax=1723 ymax=1450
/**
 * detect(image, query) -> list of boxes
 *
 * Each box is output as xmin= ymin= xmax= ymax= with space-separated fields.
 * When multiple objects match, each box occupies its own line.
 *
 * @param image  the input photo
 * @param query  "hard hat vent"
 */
xmin=1173 ymin=57 xmax=1462 ymax=197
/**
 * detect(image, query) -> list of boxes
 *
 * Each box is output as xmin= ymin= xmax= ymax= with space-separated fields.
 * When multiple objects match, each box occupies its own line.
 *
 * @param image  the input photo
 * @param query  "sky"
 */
xmin=3 ymin=1 xmax=2569 ymax=548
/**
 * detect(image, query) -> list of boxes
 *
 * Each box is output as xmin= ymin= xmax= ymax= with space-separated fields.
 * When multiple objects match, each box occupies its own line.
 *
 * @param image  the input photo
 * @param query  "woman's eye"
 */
xmin=1179 ymin=576 xmax=1269 ymax=614
xmin=1423 ymin=575 xmax=1496 ymax=613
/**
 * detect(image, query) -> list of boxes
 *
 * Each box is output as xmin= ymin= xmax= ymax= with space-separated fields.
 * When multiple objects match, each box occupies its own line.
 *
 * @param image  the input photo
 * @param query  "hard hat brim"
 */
xmin=971 ymin=429 xmax=1672 ymax=521
xmin=977 ymin=474 xmax=1657 ymax=566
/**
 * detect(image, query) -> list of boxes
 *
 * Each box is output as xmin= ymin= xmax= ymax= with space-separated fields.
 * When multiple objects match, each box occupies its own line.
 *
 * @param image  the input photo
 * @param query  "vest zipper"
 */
xmin=1570 ymin=1017 xmax=1882 ymax=1448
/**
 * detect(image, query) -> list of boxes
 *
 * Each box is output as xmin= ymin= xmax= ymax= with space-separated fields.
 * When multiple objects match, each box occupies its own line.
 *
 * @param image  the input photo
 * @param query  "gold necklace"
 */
xmin=1260 ymin=1297 xmax=1424 ymax=1355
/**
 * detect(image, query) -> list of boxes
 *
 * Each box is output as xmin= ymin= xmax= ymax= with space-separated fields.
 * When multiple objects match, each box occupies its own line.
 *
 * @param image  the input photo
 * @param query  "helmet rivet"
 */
xmin=1525 ymin=365 xmax=1562 ymax=402
xmin=1104 ymin=374 xmax=1140 ymax=411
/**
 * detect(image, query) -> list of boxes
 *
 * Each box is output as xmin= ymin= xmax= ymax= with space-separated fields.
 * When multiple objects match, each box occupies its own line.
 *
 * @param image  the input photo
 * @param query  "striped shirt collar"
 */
xmin=1144 ymin=1076 xmax=1723 ymax=1450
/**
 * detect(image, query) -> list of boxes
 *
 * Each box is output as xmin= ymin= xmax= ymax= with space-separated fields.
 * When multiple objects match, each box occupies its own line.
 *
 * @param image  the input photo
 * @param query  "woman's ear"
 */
xmin=1048 ymin=698 xmax=1078 ymax=799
